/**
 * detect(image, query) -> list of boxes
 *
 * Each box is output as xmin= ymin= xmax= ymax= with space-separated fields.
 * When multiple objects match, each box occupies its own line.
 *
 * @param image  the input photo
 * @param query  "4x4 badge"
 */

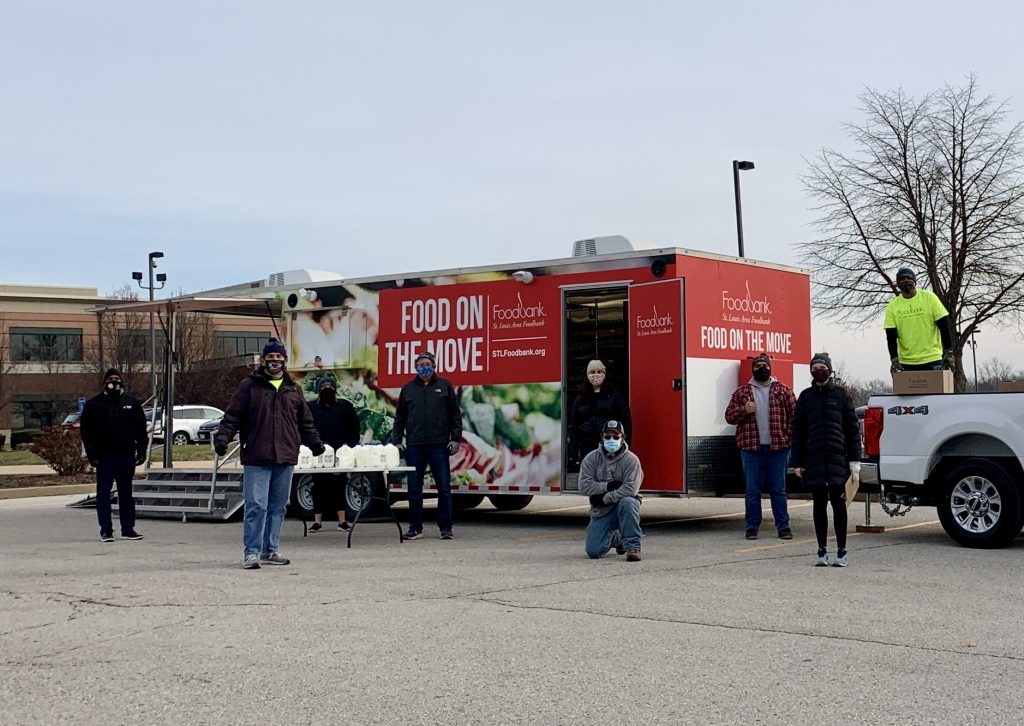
xmin=887 ymin=405 xmax=929 ymax=415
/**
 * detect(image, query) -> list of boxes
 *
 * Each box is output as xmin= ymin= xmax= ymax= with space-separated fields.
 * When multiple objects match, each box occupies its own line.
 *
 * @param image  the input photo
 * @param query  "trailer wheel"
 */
xmin=344 ymin=472 xmax=391 ymax=521
xmin=936 ymin=459 xmax=1022 ymax=549
xmin=488 ymin=494 xmax=533 ymax=511
xmin=290 ymin=473 xmax=316 ymax=520
xmin=452 ymin=494 xmax=485 ymax=510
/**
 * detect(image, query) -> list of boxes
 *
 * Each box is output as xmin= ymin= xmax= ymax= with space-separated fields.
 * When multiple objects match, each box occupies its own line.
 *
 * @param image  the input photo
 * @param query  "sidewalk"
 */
xmin=0 ymin=461 xmax=240 ymax=476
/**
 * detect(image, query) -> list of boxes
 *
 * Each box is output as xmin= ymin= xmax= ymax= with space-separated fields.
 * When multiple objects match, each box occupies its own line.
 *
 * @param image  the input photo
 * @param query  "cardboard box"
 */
xmin=892 ymin=370 xmax=954 ymax=394
xmin=996 ymin=380 xmax=1024 ymax=393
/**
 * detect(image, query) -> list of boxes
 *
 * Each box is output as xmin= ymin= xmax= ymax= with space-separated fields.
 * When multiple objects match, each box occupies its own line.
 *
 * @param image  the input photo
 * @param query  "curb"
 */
xmin=0 ymin=484 xmax=94 ymax=500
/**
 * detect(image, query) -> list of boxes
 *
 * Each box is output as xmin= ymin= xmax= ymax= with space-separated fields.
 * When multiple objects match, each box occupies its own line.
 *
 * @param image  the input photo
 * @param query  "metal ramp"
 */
xmin=113 ymin=467 xmax=245 ymax=521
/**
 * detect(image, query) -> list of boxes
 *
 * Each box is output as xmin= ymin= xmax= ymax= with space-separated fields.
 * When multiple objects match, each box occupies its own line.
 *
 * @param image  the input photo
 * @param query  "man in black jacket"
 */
xmin=307 ymin=377 xmax=360 ymax=533
xmin=80 ymin=368 xmax=148 ymax=542
xmin=215 ymin=339 xmax=325 ymax=569
xmin=390 ymin=351 xmax=462 ymax=540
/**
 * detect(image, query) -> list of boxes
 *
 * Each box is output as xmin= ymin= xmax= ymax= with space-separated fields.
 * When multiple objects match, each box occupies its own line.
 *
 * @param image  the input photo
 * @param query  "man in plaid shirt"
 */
xmin=725 ymin=353 xmax=797 ymax=541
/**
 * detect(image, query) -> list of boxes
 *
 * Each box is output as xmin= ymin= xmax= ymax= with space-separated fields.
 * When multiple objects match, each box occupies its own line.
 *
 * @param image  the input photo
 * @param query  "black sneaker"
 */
xmin=260 ymin=551 xmax=290 ymax=566
xmin=100 ymin=530 xmax=114 ymax=543
xmin=403 ymin=529 xmax=423 ymax=540
xmin=337 ymin=522 xmax=350 ymax=531
xmin=745 ymin=529 xmax=758 ymax=540
xmin=122 ymin=530 xmax=143 ymax=540
xmin=308 ymin=522 xmax=323 ymax=533
xmin=440 ymin=530 xmax=454 ymax=540
xmin=778 ymin=528 xmax=793 ymax=540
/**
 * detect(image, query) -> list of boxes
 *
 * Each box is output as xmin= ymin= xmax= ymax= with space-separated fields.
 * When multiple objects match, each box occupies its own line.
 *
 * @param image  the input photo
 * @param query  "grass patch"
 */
xmin=152 ymin=443 xmax=216 ymax=463
xmin=0 ymin=450 xmax=46 ymax=466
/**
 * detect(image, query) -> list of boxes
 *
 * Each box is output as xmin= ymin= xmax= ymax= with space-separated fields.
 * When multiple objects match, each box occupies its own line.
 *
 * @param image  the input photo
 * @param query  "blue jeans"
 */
xmin=585 ymin=497 xmax=642 ymax=558
xmin=242 ymin=464 xmax=294 ymax=556
xmin=740 ymin=446 xmax=790 ymax=532
xmin=405 ymin=444 xmax=453 ymax=533
xmin=95 ymin=453 xmax=136 ymax=534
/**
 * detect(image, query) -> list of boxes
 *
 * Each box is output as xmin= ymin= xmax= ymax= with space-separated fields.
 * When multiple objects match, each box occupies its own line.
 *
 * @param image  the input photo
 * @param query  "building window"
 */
xmin=10 ymin=328 xmax=84 ymax=362
xmin=116 ymin=329 xmax=150 ymax=363
xmin=214 ymin=331 xmax=270 ymax=359
xmin=11 ymin=396 xmax=77 ymax=430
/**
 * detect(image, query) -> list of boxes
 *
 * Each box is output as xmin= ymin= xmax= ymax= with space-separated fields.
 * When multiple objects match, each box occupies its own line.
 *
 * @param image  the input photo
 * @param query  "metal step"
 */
xmin=111 ymin=468 xmax=245 ymax=521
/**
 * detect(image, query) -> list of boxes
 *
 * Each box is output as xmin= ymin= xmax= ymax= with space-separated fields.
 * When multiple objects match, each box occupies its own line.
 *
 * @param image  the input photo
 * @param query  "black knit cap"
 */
xmin=810 ymin=352 xmax=833 ymax=372
xmin=415 ymin=350 xmax=436 ymax=365
xmin=261 ymin=338 xmax=288 ymax=359
xmin=318 ymin=377 xmax=337 ymax=391
xmin=752 ymin=353 xmax=772 ymax=368
xmin=103 ymin=367 xmax=122 ymax=382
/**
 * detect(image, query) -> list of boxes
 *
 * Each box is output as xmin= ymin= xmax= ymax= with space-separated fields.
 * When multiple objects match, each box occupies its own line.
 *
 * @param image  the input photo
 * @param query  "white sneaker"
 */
xmin=243 ymin=554 xmax=260 ymax=569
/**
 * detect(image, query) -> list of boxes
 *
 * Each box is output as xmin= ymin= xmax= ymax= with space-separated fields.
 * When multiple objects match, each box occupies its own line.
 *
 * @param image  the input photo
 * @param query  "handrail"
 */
xmin=208 ymin=442 xmax=242 ymax=513
xmin=143 ymin=395 xmax=159 ymax=473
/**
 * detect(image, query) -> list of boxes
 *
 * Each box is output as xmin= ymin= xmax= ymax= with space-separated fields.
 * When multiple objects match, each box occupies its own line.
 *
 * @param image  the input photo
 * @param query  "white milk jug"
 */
xmin=318 ymin=444 xmax=335 ymax=468
xmin=298 ymin=445 xmax=314 ymax=469
xmin=382 ymin=443 xmax=401 ymax=468
xmin=338 ymin=445 xmax=356 ymax=468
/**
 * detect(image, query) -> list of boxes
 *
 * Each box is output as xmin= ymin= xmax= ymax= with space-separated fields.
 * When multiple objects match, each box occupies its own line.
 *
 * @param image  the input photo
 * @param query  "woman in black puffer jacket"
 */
xmin=568 ymin=360 xmax=632 ymax=467
xmin=791 ymin=353 xmax=861 ymax=567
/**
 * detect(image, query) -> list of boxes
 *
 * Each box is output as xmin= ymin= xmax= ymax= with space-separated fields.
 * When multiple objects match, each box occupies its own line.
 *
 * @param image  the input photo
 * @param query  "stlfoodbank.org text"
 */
xmin=491 ymin=347 xmax=546 ymax=358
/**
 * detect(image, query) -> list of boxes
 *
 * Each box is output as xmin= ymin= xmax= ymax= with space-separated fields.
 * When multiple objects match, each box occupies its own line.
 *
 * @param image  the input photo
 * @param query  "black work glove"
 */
xmin=88 ymin=458 xmax=100 ymax=469
xmin=134 ymin=451 xmax=147 ymax=466
xmin=607 ymin=480 xmax=623 ymax=492
xmin=942 ymin=348 xmax=955 ymax=370
xmin=589 ymin=493 xmax=606 ymax=508
xmin=890 ymin=357 xmax=903 ymax=374
xmin=311 ymin=443 xmax=326 ymax=457
xmin=214 ymin=442 xmax=228 ymax=457
xmin=446 ymin=440 xmax=459 ymax=456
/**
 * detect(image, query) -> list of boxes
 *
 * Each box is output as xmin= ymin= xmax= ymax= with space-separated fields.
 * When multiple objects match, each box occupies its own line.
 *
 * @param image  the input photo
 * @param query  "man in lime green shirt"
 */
xmin=884 ymin=268 xmax=953 ymax=372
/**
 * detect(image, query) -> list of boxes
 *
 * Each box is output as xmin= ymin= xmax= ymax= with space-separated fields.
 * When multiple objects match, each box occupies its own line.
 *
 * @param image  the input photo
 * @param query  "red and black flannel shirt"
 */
xmin=724 ymin=381 xmax=797 ymax=452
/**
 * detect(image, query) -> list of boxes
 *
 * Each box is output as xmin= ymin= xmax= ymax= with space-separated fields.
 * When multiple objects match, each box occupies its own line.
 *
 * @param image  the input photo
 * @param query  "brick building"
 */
xmin=0 ymin=283 xmax=273 ymax=447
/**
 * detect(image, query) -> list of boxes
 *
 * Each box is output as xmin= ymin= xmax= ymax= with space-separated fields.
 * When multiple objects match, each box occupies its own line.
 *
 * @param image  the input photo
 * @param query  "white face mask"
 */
xmin=588 ymin=372 xmax=605 ymax=387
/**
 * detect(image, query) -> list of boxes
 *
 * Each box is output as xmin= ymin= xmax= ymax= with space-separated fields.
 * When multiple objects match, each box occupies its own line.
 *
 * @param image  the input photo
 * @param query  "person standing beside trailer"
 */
xmin=214 ymin=339 xmax=325 ymax=569
xmin=389 ymin=351 xmax=462 ymax=541
xmin=885 ymin=267 xmax=954 ymax=373
xmin=80 ymin=368 xmax=148 ymax=542
xmin=307 ymin=377 xmax=360 ymax=533
xmin=578 ymin=420 xmax=644 ymax=562
xmin=568 ymin=360 xmax=632 ymax=465
xmin=791 ymin=353 xmax=861 ymax=567
xmin=724 ymin=353 xmax=796 ymax=541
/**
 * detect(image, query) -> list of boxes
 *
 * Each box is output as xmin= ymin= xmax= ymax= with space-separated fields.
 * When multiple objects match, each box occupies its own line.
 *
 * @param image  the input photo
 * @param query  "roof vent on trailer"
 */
xmin=265 ymin=269 xmax=343 ymax=288
xmin=572 ymin=235 xmax=634 ymax=257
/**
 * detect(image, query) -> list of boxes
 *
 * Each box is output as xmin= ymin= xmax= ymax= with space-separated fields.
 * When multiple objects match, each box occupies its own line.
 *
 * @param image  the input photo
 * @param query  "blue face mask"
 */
xmin=416 ymin=365 xmax=434 ymax=378
xmin=603 ymin=437 xmax=622 ymax=453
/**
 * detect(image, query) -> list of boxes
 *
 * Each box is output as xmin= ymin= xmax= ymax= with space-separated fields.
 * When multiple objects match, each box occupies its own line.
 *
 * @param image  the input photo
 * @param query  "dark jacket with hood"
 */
xmin=215 ymin=369 xmax=323 ymax=466
xmin=308 ymin=397 xmax=360 ymax=450
xmin=790 ymin=380 xmax=861 ymax=489
xmin=80 ymin=390 xmax=148 ymax=461
xmin=391 ymin=373 xmax=462 ymax=446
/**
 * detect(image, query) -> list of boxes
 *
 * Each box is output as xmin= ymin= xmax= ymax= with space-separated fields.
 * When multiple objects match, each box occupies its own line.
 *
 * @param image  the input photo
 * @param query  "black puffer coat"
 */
xmin=790 ymin=381 xmax=861 ymax=489
xmin=569 ymin=384 xmax=632 ymax=460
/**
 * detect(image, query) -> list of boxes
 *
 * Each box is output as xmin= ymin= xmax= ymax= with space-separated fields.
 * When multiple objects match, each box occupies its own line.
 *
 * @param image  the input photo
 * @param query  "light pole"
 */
xmin=132 ymin=251 xmax=166 ymax=403
xmin=732 ymin=160 xmax=755 ymax=257
xmin=969 ymin=328 xmax=980 ymax=392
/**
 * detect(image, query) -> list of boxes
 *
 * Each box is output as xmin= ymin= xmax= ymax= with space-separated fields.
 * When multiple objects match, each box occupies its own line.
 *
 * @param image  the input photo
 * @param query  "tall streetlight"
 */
xmin=132 ymin=251 xmax=166 ymax=403
xmin=968 ymin=328 xmax=980 ymax=392
xmin=732 ymin=160 xmax=755 ymax=257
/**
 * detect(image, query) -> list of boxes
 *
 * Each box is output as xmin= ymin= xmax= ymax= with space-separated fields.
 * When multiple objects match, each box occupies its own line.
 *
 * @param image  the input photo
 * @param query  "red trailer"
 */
xmin=279 ymin=240 xmax=811 ymax=510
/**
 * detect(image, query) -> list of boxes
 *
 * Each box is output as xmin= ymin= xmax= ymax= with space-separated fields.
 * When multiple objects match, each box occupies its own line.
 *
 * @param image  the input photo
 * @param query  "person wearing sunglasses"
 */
xmin=725 ymin=353 xmax=797 ymax=541
xmin=578 ymin=419 xmax=644 ymax=562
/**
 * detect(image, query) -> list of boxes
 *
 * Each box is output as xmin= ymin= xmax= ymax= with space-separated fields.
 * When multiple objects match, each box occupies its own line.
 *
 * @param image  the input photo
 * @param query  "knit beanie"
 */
xmin=587 ymin=360 xmax=605 ymax=373
xmin=261 ymin=338 xmax=288 ymax=359
xmin=810 ymin=352 xmax=833 ymax=372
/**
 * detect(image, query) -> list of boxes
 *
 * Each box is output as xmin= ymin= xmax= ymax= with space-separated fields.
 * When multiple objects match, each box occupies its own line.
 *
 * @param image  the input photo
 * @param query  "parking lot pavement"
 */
xmin=1 ymin=494 xmax=1022 ymax=725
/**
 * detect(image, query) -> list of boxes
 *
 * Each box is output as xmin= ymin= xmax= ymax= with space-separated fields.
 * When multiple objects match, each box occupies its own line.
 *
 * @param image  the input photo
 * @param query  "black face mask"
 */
xmin=811 ymin=369 xmax=831 ymax=384
xmin=265 ymin=360 xmax=285 ymax=373
xmin=898 ymin=280 xmax=915 ymax=293
xmin=320 ymin=389 xmax=336 ymax=404
xmin=753 ymin=367 xmax=771 ymax=383
xmin=105 ymin=380 xmax=123 ymax=396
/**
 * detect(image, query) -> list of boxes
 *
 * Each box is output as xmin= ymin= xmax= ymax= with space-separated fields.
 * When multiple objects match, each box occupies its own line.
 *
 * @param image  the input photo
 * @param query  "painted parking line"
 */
xmin=645 ymin=501 xmax=812 ymax=527
xmin=737 ymin=519 xmax=941 ymax=553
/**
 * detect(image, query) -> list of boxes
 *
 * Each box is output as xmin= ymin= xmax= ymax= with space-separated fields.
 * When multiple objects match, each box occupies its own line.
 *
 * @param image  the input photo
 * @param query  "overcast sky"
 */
xmin=2 ymin=1 xmax=1022 ymax=381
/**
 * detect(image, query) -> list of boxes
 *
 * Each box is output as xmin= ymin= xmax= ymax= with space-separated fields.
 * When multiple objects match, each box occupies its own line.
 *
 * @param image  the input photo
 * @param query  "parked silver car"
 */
xmin=146 ymin=405 xmax=225 ymax=446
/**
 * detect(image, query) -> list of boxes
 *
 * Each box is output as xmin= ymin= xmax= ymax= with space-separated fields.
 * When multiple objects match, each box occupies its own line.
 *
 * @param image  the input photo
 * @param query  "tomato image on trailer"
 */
xmin=282 ymin=244 xmax=810 ymax=507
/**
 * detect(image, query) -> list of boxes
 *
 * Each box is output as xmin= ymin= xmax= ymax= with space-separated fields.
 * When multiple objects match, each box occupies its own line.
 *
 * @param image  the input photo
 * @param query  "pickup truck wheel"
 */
xmin=937 ymin=459 xmax=1022 ymax=549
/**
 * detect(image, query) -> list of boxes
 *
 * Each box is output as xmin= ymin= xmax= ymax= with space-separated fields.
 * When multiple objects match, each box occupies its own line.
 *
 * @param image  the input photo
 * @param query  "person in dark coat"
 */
xmin=215 ymin=339 xmax=324 ymax=569
xmin=568 ymin=360 xmax=632 ymax=467
xmin=389 ymin=350 xmax=462 ymax=540
xmin=791 ymin=353 xmax=862 ymax=568
xmin=307 ymin=377 xmax=360 ymax=533
xmin=80 ymin=368 xmax=148 ymax=542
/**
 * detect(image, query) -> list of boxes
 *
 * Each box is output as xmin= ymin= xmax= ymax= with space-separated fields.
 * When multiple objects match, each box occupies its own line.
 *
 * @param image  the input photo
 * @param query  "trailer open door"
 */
xmin=628 ymin=279 xmax=686 ymax=492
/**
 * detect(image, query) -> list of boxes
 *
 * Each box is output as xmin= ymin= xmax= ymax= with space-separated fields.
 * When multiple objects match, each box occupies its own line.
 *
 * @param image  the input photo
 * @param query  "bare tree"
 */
xmin=84 ymin=284 xmax=149 ymax=396
xmin=976 ymin=356 xmax=1024 ymax=392
xmin=801 ymin=77 xmax=1024 ymax=391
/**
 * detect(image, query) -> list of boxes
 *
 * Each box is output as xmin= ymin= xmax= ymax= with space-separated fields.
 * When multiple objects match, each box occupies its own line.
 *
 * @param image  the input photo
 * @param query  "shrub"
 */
xmin=29 ymin=427 xmax=88 ymax=475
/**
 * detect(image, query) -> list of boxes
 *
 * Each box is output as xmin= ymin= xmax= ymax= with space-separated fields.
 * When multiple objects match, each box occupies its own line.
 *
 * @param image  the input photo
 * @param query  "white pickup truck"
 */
xmin=860 ymin=392 xmax=1024 ymax=548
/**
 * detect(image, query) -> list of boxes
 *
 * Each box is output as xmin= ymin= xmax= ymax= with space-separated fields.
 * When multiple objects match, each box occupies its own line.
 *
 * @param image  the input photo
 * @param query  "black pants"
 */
xmin=96 ymin=453 xmax=136 ymax=534
xmin=812 ymin=488 xmax=847 ymax=550
xmin=312 ymin=474 xmax=347 ymax=518
xmin=902 ymin=361 xmax=943 ymax=371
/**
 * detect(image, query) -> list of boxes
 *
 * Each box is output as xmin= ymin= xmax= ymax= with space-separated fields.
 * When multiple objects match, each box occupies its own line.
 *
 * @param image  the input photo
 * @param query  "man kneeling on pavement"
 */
xmin=578 ymin=419 xmax=644 ymax=562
